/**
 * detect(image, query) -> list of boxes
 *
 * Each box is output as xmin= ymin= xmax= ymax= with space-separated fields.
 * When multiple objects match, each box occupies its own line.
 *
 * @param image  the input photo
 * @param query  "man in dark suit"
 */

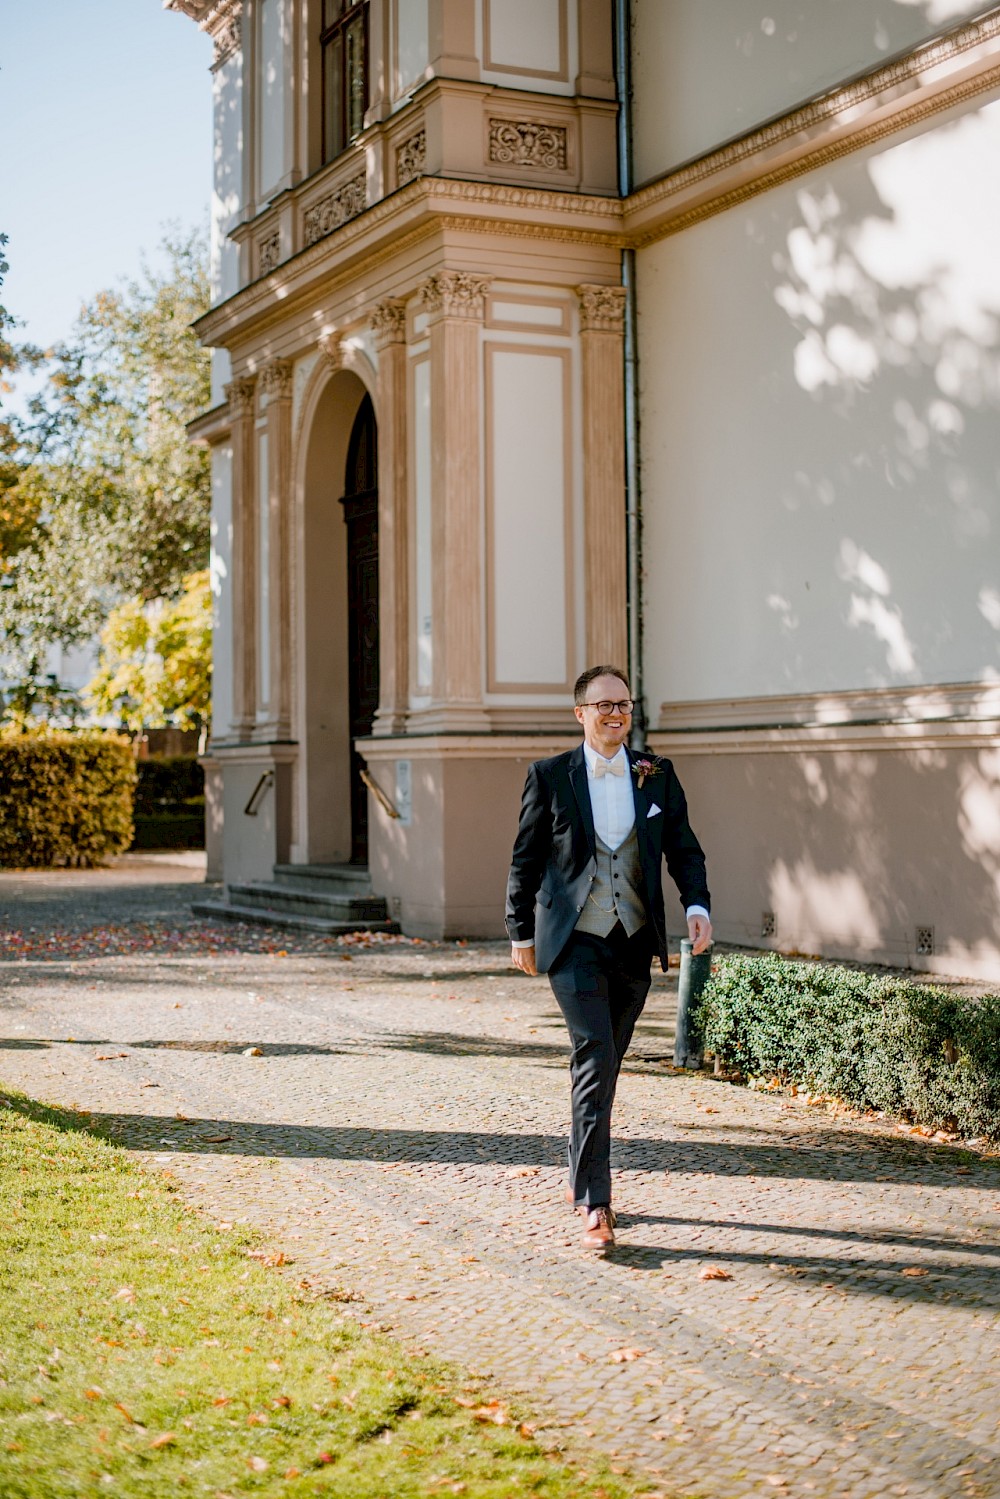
xmin=505 ymin=665 xmax=711 ymax=1252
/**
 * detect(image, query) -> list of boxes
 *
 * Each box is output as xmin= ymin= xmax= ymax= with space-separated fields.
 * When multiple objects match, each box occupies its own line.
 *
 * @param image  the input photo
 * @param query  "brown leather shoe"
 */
xmin=566 ymin=1186 xmax=616 ymax=1226
xmin=580 ymin=1206 xmax=616 ymax=1252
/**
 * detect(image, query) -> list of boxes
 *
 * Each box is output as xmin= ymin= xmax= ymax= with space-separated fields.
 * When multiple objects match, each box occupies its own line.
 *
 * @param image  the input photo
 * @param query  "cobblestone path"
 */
xmin=2 ymin=863 xmax=999 ymax=1499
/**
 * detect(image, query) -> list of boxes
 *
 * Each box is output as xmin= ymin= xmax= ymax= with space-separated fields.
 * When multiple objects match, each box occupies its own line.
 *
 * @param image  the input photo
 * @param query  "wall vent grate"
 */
xmin=761 ymin=911 xmax=776 ymax=940
xmin=915 ymin=925 xmax=935 ymax=956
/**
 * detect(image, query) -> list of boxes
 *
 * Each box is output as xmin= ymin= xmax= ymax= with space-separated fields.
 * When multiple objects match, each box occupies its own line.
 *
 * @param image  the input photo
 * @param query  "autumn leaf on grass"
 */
xmin=609 ymin=1346 xmax=649 ymax=1363
xmin=247 ymin=1455 xmax=268 ymax=1472
xmin=149 ymin=1433 xmax=176 ymax=1449
xmin=113 ymin=1287 xmax=137 ymax=1303
xmin=699 ymin=1265 xmax=733 ymax=1282
xmin=83 ymin=1387 xmax=104 ymax=1400
xmin=471 ymin=1401 xmax=510 ymax=1425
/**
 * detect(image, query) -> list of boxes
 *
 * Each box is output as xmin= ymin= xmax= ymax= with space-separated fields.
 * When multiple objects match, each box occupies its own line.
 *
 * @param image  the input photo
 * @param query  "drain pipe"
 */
xmin=614 ymin=0 xmax=646 ymax=748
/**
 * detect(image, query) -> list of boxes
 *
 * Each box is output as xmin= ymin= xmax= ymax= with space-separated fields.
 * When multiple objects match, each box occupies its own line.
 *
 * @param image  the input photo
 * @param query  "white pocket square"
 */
xmin=647 ymin=803 xmax=661 ymax=818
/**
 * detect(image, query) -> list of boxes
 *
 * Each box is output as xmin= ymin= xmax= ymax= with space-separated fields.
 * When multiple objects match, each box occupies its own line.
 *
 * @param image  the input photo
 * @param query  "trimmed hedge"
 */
xmin=0 ymin=731 xmax=136 ymax=868
xmin=696 ymin=954 xmax=1000 ymax=1144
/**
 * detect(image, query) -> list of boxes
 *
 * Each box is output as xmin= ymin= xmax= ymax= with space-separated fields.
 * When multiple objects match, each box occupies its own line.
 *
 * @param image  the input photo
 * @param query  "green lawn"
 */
xmin=0 ymin=1088 xmax=666 ymax=1499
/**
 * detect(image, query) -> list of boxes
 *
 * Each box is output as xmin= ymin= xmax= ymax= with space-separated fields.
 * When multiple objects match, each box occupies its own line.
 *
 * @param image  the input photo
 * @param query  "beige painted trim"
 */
xmin=482 ymin=0 xmax=569 ymax=82
xmin=407 ymin=347 xmax=432 ymax=698
xmin=658 ymin=681 xmax=1000 ymax=732
xmin=484 ymin=341 xmax=575 ymax=694
xmin=650 ymin=720 xmax=1000 ymax=757
xmin=624 ymin=7 xmax=1000 ymax=246
xmin=485 ymin=291 xmax=571 ymax=334
xmin=372 ymin=299 xmax=410 ymax=734
xmin=577 ymin=285 xmax=626 ymax=665
xmin=357 ymin=732 xmax=581 ymax=761
xmin=225 ymin=375 xmax=259 ymax=735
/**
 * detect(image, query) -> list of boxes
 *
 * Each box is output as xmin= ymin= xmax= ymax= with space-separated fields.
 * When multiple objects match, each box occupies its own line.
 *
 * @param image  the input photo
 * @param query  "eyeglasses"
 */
xmin=582 ymin=699 xmax=634 ymax=715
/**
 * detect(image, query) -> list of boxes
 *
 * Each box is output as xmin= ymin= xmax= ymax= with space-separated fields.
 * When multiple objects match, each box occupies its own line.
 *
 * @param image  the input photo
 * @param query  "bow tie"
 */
xmin=592 ymin=756 xmax=625 ymax=778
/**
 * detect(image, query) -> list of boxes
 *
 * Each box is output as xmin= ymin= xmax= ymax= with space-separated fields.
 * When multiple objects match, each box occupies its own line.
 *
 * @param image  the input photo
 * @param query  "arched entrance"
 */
xmin=340 ymin=393 xmax=379 ymax=864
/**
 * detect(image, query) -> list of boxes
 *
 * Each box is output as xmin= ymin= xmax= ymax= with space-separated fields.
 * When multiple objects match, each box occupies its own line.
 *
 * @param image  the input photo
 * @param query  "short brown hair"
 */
xmin=574 ymin=665 xmax=631 ymax=706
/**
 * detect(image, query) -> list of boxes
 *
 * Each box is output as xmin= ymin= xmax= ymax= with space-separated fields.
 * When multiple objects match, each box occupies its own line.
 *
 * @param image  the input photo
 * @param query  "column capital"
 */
xmin=165 ymin=0 xmax=242 ymax=69
xmin=261 ymin=357 xmax=293 ymax=403
xmin=370 ymin=299 xmax=407 ymax=349
xmin=420 ymin=271 xmax=491 ymax=322
xmin=318 ymin=331 xmax=346 ymax=370
xmin=224 ymin=374 xmax=257 ymax=417
xmin=576 ymin=284 xmax=627 ymax=333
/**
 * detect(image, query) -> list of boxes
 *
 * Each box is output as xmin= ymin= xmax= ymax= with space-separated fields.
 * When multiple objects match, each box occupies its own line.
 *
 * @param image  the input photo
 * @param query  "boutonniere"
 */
xmin=631 ymin=757 xmax=662 ymax=789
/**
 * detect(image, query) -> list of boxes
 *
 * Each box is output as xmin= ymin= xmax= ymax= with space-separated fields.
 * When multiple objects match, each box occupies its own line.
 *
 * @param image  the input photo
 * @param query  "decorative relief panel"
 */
xmin=488 ymin=119 xmax=568 ymax=171
xmin=396 ymin=129 xmax=426 ymax=187
xmin=420 ymin=272 xmax=491 ymax=321
xmin=577 ymin=284 xmax=626 ymax=333
xmin=303 ymin=173 xmax=367 ymax=247
xmin=257 ymin=232 xmax=280 ymax=277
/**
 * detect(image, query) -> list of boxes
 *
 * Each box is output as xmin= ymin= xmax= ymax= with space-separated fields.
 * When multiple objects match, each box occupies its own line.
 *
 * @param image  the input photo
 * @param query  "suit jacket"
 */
xmin=505 ymin=743 xmax=710 ymax=974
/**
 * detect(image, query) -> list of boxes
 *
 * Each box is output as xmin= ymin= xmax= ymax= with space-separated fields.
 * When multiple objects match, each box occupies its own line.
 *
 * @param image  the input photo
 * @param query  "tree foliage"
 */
xmin=85 ymin=569 xmax=212 ymax=734
xmin=0 ymin=230 xmax=211 ymax=683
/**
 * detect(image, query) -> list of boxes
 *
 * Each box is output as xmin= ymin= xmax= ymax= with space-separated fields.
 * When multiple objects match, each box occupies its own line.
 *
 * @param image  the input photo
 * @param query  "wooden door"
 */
xmin=339 ymin=394 xmax=379 ymax=865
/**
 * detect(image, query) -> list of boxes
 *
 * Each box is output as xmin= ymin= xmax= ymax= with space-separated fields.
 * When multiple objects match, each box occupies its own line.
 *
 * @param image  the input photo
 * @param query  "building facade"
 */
xmin=170 ymin=0 xmax=1000 ymax=980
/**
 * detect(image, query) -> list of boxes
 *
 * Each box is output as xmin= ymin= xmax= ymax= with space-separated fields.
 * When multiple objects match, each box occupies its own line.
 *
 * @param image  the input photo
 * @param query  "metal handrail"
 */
xmin=359 ymin=766 xmax=400 ymax=819
xmin=244 ymin=769 xmax=274 ymax=816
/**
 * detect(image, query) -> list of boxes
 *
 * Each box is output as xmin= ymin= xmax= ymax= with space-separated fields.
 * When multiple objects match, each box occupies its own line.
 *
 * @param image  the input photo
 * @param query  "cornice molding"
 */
xmin=624 ymin=6 xmax=1000 ymax=244
xmin=164 ymin=0 xmax=242 ymax=67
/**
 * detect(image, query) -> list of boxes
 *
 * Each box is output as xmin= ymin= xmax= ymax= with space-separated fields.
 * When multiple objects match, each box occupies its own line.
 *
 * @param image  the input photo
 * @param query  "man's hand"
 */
xmin=687 ymin=913 xmax=713 ymax=956
xmin=510 ymin=943 xmax=538 ymax=976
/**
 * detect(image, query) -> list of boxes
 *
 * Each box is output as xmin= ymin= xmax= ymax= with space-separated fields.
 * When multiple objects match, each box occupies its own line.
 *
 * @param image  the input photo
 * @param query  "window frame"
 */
xmin=320 ymin=0 xmax=370 ymax=165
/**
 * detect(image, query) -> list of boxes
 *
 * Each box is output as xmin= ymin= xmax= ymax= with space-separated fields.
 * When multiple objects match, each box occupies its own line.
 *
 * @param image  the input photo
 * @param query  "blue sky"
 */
xmin=2 ymin=1 xmax=212 ymax=358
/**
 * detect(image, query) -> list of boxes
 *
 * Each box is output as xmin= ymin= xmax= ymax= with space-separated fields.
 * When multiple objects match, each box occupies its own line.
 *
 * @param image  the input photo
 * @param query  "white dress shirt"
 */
xmin=583 ymin=741 xmax=634 ymax=850
xmin=511 ymin=743 xmax=709 ymax=946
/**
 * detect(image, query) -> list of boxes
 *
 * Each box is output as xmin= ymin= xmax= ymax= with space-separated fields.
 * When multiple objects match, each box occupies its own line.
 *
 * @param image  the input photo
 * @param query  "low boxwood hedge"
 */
xmin=696 ymin=953 xmax=1000 ymax=1143
xmin=0 ymin=730 xmax=136 ymax=868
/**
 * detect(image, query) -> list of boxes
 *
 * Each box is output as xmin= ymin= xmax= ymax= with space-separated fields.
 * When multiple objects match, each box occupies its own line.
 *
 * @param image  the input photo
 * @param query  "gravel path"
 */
xmin=1 ymin=860 xmax=999 ymax=1499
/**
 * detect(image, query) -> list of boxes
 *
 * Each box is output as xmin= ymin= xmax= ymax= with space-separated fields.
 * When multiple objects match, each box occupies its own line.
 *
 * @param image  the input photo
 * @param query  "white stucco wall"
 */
xmin=639 ymin=95 xmax=1000 ymax=711
xmin=630 ymin=0 xmax=991 ymax=184
xmin=258 ymin=0 xmax=292 ymax=200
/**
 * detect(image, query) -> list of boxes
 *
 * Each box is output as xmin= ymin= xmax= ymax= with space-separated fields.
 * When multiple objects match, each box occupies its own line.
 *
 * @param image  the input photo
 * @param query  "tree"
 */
xmin=0 ymin=229 xmax=211 ymax=684
xmin=85 ymin=569 xmax=211 ymax=740
xmin=0 ymin=233 xmax=45 ymax=565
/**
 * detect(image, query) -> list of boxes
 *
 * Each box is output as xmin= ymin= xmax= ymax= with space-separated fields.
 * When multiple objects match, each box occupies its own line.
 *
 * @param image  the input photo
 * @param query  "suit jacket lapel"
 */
xmin=628 ymin=749 xmax=658 ymax=897
xmin=567 ymin=743 xmax=596 ymax=856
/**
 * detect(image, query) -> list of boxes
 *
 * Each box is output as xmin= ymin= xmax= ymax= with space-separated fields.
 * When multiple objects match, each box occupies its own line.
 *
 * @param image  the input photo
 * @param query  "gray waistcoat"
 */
xmin=574 ymin=823 xmax=647 ymax=938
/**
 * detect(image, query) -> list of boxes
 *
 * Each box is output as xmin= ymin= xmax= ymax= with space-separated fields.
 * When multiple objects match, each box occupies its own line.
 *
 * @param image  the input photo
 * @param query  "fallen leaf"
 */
xmin=83 ymin=1387 xmax=104 ymax=1400
xmin=609 ymin=1346 xmax=649 ymax=1363
xmin=901 ymin=1267 xmax=929 ymax=1278
xmin=114 ymin=1403 xmax=137 ymax=1423
xmin=243 ymin=1047 xmax=263 ymax=1057
xmin=113 ymin=1287 xmax=137 ymax=1303
xmin=149 ymin=1432 xmax=176 ymax=1449
xmin=246 ymin=1454 xmax=268 ymax=1471
xmin=95 ymin=1053 xmax=128 ymax=1061
xmin=272 ymin=1394 xmax=292 ymax=1409
xmin=699 ymin=1265 xmax=733 ymax=1282
xmin=200 ymin=1134 xmax=233 ymax=1144
xmin=211 ymin=1397 xmax=230 ymax=1407
xmin=471 ymin=1401 xmax=509 ymax=1425
xmin=518 ymin=1421 xmax=536 ymax=1438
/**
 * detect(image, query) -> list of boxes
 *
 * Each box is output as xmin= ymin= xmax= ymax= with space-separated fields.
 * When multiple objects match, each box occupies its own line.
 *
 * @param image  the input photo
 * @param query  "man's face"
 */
xmin=574 ymin=674 xmax=632 ymax=756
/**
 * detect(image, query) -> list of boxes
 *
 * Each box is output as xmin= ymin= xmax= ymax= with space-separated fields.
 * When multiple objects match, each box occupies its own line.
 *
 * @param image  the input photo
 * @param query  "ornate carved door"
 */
xmin=339 ymin=394 xmax=379 ymax=865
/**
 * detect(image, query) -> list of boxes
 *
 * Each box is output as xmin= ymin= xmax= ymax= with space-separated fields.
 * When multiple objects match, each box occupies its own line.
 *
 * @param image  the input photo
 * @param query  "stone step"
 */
xmin=190 ymin=897 xmax=397 ymax=937
xmin=271 ymin=863 xmax=373 ymax=896
xmin=226 ymin=881 xmax=389 ymax=922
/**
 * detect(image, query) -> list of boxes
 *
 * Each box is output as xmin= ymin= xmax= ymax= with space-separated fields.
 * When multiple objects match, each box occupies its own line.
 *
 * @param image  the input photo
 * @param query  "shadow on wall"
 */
xmin=757 ymin=99 xmax=1000 ymax=689
xmin=698 ymin=741 xmax=1000 ymax=969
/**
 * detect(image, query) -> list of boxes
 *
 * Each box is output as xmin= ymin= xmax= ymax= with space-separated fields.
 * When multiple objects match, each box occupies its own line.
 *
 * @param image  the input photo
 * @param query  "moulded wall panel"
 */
xmin=488 ymin=347 xmax=571 ymax=688
xmin=258 ymin=0 xmax=288 ymax=198
xmin=396 ymin=0 xmax=430 ymax=96
xmin=210 ymin=445 xmax=235 ymax=738
xmin=413 ymin=357 xmax=433 ymax=690
xmin=639 ymin=95 xmax=1000 ymax=711
xmin=480 ymin=0 xmax=577 ymax=95
xmin=630 ymin=0 xmax=992 ymax=185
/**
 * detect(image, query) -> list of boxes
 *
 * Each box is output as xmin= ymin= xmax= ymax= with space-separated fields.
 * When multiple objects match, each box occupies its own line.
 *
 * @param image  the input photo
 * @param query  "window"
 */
xmin=321 ymin=0 xmax=369 ymax=164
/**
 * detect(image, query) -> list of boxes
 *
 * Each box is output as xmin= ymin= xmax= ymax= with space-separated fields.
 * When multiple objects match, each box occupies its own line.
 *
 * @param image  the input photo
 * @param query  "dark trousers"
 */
xmin=547 ymin=922 xmax=653 ymax=1209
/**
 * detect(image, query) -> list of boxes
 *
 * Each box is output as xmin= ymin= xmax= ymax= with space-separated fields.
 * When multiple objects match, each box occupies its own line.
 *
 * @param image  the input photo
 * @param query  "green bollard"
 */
xmin=673 ymin=938 xmax=713 ymax=1069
